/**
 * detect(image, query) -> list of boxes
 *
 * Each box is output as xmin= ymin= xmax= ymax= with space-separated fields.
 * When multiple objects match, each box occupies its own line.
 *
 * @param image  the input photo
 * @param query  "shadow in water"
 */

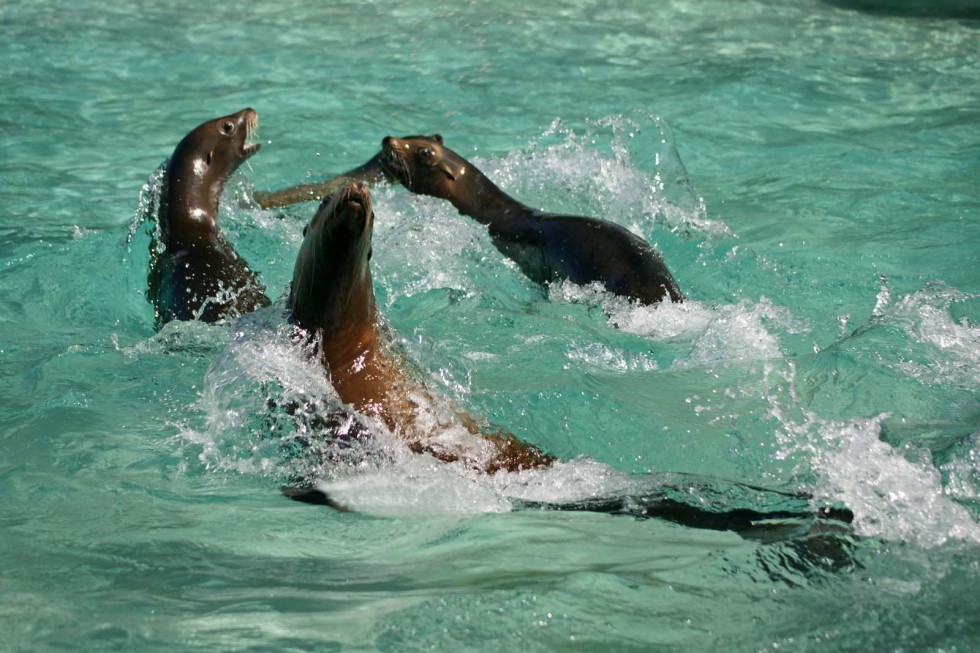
xmin=823 ymin=0 xmax=980 ymax=19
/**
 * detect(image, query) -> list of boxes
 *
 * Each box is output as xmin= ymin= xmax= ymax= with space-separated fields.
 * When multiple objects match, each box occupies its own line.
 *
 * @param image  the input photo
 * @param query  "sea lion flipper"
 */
xmin=255 ymin=153 xmax=390 ymax=209
xmin=281 ymin=486 xmax=351 ymax=512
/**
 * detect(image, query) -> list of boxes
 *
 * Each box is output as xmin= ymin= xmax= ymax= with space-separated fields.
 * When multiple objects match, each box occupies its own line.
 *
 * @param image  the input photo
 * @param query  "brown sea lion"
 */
xmin=148 ymin=108 xmax=269 ymax=328
xmin=284 ymin=184 xmax=853 ymax=544
xmin=288 ymin=181 xmax=554 ymax=474
xmin=380 ymin=134 xmax=684 ymax=305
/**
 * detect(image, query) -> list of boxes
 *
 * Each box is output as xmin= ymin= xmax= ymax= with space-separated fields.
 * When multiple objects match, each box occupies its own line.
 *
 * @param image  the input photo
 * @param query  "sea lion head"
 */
xmin=289 ymin=182 xmax=376 ymax=333
xmin=164 ymin=108 xmax=261 ymax=224
xmin=379 ymin=134 xmax=466 ymax=200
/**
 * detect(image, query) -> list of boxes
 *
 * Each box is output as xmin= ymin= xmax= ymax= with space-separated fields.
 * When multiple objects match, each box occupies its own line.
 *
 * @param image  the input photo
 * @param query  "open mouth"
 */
xmin=242 ymin=141 xmax=261 ymax=159
xmin=242 ymin=109 xmax=261 ymax=159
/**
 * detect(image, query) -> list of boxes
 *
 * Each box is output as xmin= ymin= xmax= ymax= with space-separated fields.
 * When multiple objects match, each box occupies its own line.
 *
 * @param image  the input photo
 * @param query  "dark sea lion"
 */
xmin=253 ymin=154 xmax=390 ymax=210
xmin=380 ymin=134 xmax=684 ymax=305
xmin=288 ymin=181 xmax=554 ymax=474
xmin=148 ymin=108 xmax=270 ymax=328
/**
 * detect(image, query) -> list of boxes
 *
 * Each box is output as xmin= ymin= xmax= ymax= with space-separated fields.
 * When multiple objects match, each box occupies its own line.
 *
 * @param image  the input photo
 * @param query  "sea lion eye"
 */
xmin=418 ymin=147 xmax=436 ymax=165
xmin=220 ymin=121 xmax=235 ymax=135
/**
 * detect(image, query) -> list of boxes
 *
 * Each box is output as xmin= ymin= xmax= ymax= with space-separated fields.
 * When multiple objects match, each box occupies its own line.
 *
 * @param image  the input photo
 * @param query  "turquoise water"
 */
xmin=2 ymin=0 xmax=979 ymax=650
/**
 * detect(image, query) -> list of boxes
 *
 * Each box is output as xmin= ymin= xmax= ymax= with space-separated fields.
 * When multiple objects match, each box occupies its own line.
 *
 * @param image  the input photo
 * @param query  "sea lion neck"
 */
xmin=158 ymin=153 xmax=224 ymax=245
xmin=381 ymin=135 xmax=528 ymax=226
xmin=440 ymin=159 xmax=529 ymax=225
xmin=156 ymin=108 xmax=259 ymax=246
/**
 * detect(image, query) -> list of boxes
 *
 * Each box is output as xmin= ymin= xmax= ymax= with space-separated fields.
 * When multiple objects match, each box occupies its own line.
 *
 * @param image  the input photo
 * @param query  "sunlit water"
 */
xmin=2 ymin=0 xmax=979 ymax=650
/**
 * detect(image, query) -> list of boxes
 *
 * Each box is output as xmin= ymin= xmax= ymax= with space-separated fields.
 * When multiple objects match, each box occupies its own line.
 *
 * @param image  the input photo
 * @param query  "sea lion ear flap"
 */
xmin=431 ymin=134 xmax=444 ymax=145
xmin=440 ymin=161 xmax=457 ymax=181
xmin=367 ymin=246 xmax=373 ymax=261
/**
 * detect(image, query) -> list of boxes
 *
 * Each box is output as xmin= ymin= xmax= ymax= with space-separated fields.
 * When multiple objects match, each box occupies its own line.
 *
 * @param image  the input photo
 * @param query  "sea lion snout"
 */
xmin=339 ymin=181 xmax=371 ymax=208
xmin=381 ymin=136 xmax=404 ymax=160
xmin=234 ymin=108 xmax=261 ymax=159
xmin=342 ymin=182 xmax=372 ymax=232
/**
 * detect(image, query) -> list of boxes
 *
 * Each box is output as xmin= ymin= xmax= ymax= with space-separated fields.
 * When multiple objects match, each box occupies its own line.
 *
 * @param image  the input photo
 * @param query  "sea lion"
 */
xmin=288 ymin=181 xmax=554 ymax=474
xmin=148 ymin=108 xmax=270 ymax=328
xmin=284 ymin=182 xmax=854 ymax=546
xmin=380 ymin=134 xmax=684 ymax=305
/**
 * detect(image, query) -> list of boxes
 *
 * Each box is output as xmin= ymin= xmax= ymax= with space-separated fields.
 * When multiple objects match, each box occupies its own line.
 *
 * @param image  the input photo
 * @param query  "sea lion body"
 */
xmin=288 ymin=182 xmax=553 ymax=474
xmin=149 ymin=108 xmax=269 ymax=327
xmin=380 ymin=134 xmax=684 ymax=305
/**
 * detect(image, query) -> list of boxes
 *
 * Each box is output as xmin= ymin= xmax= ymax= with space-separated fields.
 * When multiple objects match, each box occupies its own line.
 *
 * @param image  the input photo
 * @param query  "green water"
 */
xmin=2 ymin=0 xmax=979 ymax=650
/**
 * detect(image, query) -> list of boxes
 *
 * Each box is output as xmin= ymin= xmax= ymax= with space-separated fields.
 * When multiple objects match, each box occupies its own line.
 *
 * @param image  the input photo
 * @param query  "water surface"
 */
xmin=1 ymin=0 xmax=979 ymax=650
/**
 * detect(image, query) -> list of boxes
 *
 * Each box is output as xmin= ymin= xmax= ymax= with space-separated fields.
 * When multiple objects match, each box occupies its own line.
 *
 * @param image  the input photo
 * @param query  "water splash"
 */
xmin=172 ymin=308 xmax=391 ymax=484
xmin=126 ymin=161 xmax=165 ymax=248
xmin=884 ymin=284 xmax=980 ymax=390
xmin=549 ymin=281 xmax=808 ymax=370
xmin=767 ymin=362 xmax=980 ymax=548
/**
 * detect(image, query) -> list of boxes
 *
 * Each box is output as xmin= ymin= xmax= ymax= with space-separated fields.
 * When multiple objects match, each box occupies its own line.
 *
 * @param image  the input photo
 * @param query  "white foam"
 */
xmin=550 ymin=281 xmax=807 ymax=369
xmin=816 ymin=415 xmax=980 ymax=548
xmin=769 ymin=363 xmax=980 ymax=548
xmin=564 ymin=342 xmax=660 ymax=373
xmin=488 ymin=457 xmax=634 ymax=504
xmin=314 ymin=455 xmax=512 ymax=517
xmin=888 ymin=285 xmax=980 ymax=390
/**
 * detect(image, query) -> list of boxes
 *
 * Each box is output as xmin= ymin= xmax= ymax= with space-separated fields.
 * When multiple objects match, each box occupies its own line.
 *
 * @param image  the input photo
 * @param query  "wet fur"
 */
xmin=287 ymin=183 xmax=554 ymax=474
xmin=380 ymin=134 xmax=684 ymax=305
xmin=149 ymin=109 xmax=269 ymax=327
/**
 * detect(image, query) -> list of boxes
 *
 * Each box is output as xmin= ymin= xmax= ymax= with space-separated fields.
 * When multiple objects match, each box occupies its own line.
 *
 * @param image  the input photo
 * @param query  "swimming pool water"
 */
xmin=1 ymin=0 xmax=978 ymax=650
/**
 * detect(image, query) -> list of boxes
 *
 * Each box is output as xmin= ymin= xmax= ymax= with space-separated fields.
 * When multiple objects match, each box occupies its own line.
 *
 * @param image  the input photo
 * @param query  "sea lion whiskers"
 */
xmin=382 ymin=145 xmax=413 ymax=190
xmin=245 ymin=109 xmax=259 ymax=136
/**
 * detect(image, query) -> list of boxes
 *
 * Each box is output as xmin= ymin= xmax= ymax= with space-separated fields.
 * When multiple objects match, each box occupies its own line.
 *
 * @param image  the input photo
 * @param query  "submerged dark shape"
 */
xmin=287 ymin=467 xmax=856 ymax=569
xmin=823 ymin=0 xmax=980 ymax=19
xmin=147 ymin=108 xmax=269 ymax=328
xmin=380 ymin=134 xmax=684 ymax=305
